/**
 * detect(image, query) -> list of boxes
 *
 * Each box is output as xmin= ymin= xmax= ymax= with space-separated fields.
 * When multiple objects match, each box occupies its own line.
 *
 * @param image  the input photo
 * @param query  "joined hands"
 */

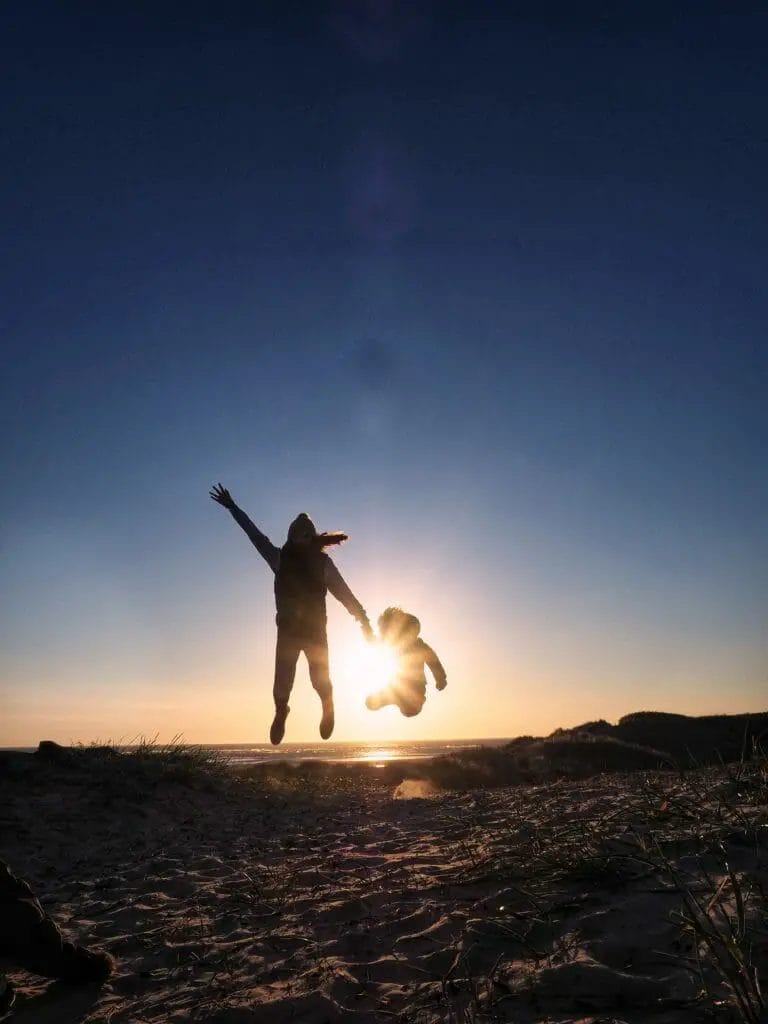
xmin=360 ymin=618 xmax=375 ymax=642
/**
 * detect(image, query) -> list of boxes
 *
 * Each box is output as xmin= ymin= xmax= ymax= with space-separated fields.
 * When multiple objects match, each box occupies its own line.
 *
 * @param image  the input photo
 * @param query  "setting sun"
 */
xmin=335 ymin=638 xmax=399 ymax=701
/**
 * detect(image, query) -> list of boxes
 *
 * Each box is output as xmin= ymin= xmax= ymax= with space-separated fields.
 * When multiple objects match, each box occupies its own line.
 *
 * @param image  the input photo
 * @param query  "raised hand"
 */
xmin=209 ymin=483 xmax=235 ymax=509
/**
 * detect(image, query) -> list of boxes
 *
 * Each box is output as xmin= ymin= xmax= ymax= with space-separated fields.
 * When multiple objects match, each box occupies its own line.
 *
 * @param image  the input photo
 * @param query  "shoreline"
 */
xmin=0 ymin=739 xmax=509 ymax=775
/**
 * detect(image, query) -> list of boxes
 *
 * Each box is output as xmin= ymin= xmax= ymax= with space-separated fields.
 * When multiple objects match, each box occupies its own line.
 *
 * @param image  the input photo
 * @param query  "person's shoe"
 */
xmin=319 ymin=697 xmax=335 ymax=740
xmin=270 ymin=703 xmax=290 ymax=745
xmin=58 ymin=943 xmax=115 ymax=984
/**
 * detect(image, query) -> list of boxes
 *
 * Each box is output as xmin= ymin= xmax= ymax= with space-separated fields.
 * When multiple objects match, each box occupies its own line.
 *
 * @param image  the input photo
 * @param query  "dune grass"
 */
xmin=636 ymin=747 xmax=768 ymax=1024
xmin=40 ymin=736 xmax=233 ymax=800
xmin=431 ymin=746 xmax=768 ymax=1023
xmin=76 ymin=735 xmax=229 ymax=775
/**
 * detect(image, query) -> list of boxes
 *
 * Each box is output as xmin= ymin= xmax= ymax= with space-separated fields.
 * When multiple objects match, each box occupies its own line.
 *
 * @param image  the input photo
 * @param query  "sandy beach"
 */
xmin=1 ymin=740 xmax=766 ymax=1023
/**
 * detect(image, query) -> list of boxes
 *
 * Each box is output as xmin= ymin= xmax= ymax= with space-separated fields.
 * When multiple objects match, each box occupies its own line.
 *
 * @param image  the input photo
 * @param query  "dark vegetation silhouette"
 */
xmin=213 ymin=710 xmax=768 ymax=793
xmin=393 ymin=710 xmax=768 ymax=790
xmin=556 ymin=709 xmax=768 ymax=763
xmin=3 ymin=712 xmax=765 ymax=798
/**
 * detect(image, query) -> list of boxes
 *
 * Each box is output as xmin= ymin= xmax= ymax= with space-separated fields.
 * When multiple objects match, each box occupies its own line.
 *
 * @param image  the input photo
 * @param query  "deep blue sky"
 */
xmin=2 ymin=3 xmax=766 ymax=743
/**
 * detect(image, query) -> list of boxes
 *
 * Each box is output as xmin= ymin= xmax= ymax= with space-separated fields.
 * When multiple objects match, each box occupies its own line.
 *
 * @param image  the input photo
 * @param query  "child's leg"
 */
xmin=365 ymin=686 xmax=398 ymax=711
xmin=271 ymin=630 xmax=301 ymax=744
xmin=398 ymin=698 xmax=425 ymax=717
xmin=304 ymin=635 xmax=335 ymax=740
xmin=396 ymin=685 xmax=426 ymax=718
xmin=367 ymin=675 xmax=426 ymax=717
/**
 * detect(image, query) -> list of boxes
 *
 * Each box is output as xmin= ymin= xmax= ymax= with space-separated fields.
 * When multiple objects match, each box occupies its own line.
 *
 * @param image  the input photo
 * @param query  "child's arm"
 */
xmin=210 ymin=484 xmax=280 ymax=572
xmin=422 ymin=642 xmax=447 ymax=690
xmin=325 ymin=560 xmax=373 ymax=638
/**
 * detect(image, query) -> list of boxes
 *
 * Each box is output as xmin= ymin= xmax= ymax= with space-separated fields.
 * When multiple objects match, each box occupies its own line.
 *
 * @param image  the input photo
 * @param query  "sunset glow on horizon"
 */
xmin=2 ymin=8 xmax=766 ymax=748
xmin=2 ymin=528 xmax=765 ymax=748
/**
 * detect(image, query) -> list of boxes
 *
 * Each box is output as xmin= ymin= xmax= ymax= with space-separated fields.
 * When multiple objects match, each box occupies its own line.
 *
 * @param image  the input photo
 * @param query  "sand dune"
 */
xmin=1 ymin=741 xmax=766 ymax=1022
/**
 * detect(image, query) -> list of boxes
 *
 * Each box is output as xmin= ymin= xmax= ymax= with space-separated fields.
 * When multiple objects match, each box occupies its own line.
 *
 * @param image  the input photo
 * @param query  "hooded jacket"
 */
xmin=274 ymin=540 xmax=328 ymax=633
xmin=227 ymin=505 xmax=368 ymax=630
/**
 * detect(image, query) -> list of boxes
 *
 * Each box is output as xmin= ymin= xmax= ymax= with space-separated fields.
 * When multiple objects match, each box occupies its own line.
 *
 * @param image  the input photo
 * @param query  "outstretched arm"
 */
xmin=422 ymin=642 xmax=447 ymax=690
xmin=325 ymin=560 xmax=373 ymax=638
xmin=209 ymin=483 xmax=280 ymax=572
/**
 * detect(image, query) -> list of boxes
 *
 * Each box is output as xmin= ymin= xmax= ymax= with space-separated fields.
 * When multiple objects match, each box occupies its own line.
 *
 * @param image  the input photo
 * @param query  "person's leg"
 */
xmin=271 ymin=630 xmax=301 ymax=745
xmin=396 ymin=685 xmax=426 ymax=718
xmin=365 ymin=686 xmax=398 ymax=711
xmin=0 ymin=861 xmax=114 ymax=983
xmin=305 ymin=634 xmax=334 ymax=740
xmin=399 ymin=700 xmax=425 ymax=718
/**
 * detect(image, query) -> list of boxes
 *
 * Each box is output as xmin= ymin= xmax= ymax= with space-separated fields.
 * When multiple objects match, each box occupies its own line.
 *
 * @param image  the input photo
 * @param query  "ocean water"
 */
xmin=210 ymin=738 xmax=509 ymax=766
xmin=3 ymin=738 xmax=509 ymax=766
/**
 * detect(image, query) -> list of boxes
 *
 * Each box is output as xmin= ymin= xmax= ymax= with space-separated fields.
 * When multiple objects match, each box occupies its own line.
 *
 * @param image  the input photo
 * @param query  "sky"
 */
xmin=1 ymin=3 xmax=766 ymax=746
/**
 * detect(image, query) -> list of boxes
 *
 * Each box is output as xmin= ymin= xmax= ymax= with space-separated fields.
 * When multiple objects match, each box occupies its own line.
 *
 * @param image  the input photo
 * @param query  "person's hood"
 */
xmin=287 ymin=512 xmax=317 ymax=543
xmin=286 ymin=513 xmax=348 ymax=548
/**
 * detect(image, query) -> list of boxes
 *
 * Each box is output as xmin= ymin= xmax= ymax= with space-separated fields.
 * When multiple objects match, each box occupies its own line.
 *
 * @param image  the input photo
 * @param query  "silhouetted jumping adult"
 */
xmin=210 ymin=484 xmax=373 ymax=744
xmin=366 ymin=607 xmax=447 ymax=717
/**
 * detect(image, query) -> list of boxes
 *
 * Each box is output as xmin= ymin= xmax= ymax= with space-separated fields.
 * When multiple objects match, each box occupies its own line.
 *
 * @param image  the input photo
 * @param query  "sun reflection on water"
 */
xmin=360 ymin=747 xmax=396 ymax=763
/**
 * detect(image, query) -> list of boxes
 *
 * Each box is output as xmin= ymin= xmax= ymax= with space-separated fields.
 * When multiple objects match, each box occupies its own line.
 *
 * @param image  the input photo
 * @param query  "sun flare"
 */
xmin=335 ymin=637 xmax=399 ymax=699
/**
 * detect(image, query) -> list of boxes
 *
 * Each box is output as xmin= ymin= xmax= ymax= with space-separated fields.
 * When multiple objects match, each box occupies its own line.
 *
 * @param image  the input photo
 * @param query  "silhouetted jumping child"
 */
xmin=365 ymin=607 xmax=446 ymax=717
xmin=210 ymin=484 xmax=373 ymax=744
